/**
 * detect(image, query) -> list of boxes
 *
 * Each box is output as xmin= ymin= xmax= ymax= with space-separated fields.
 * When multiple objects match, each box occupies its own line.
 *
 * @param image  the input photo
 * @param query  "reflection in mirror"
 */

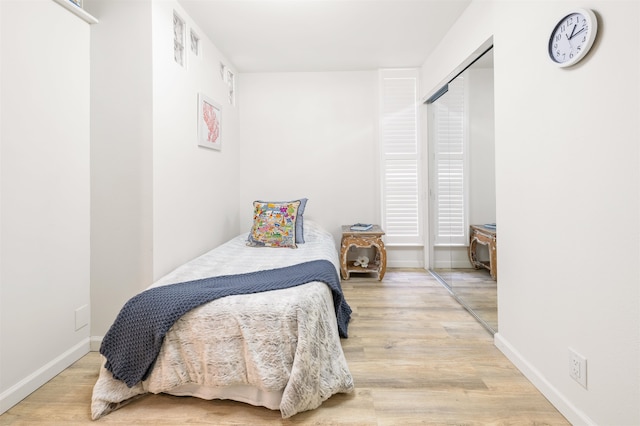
xmin=427 ymin=47 xmax=496 ymax=334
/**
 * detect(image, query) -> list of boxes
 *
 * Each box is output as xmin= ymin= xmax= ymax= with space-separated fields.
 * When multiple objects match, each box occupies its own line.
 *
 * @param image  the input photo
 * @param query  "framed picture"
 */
xmin=198 ymin=93 xmax=222 ymax=150
xmin=220 ymin=62 xmax=227 ymax=81
xmin=227 ymin=70 xmax=235 ymax=105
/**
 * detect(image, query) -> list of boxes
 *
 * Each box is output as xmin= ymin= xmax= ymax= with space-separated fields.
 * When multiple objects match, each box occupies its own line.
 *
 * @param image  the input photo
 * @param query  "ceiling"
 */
xmin=177 ymin=0 xmax=472 ymax=73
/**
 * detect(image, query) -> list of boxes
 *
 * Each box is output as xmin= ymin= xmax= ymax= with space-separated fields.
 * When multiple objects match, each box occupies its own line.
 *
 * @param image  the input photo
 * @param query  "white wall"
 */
xmin=238 ymin=71 xmax=425 ymax=267
xmin=238 ymin=72 xmax=378 ymax=246
xmin=422 ymin=1 xmax=640 ymax=424
xmin=85 ymin=0 xmax=154 ymax=343
xmin=86 ymin=0 xmax=243 ymax=339
xmin=152 ymin=1 xmax=241 ymax=280
xmin=0 ymin=0 xmax=91 ymax=412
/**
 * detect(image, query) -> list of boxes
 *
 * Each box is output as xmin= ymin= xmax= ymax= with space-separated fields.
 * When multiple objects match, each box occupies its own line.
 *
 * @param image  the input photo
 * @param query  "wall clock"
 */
xmin=548 ymin=8 xmax=598 ymax=67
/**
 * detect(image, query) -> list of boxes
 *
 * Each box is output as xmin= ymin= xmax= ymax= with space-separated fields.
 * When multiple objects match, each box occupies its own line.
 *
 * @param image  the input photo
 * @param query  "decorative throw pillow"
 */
xmin=247 ymin=200 xmax=301 ymax=248
xmin=255 ymin=198 xmax=308 ymax=244
xmin=294 ymin=198 xmax=308 ymax=244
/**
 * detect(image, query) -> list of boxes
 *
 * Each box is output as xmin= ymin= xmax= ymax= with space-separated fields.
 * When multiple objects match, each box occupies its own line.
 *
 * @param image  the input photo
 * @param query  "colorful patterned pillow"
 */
xmin=256 ymin=198 xmax=308 ymax=244
xmin=247 ymin=200 xmax=301 ymax=248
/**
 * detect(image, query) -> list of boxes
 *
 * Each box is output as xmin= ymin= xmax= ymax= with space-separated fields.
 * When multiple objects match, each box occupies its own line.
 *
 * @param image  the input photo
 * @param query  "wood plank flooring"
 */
xmin=0 ymin=269 xmax=569 ymax=425
xmin=435 ymin=268 xmax=498 ymax=333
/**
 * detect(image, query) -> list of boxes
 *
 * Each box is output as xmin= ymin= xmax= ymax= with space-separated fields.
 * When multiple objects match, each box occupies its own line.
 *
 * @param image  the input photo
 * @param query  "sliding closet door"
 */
xmin=427 ymin=48 xmax=497 ymax=333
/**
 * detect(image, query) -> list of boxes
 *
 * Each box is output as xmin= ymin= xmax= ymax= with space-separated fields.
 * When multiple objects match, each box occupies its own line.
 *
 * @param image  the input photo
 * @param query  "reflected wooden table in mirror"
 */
xmin=468 ymin=224 xmax=497 ymax=280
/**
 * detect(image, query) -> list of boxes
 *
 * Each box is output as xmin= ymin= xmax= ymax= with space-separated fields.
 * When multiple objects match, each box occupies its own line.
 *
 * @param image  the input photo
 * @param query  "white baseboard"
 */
xmin=387 ymin=260 xmax=424 ymax=268
xmin=0 ymin=338 xmax=90 ymax=415
xmin=90 ymin=335 xmax=103 ymax=352
xmin=494 ymin=333 xmax=595 ymax=426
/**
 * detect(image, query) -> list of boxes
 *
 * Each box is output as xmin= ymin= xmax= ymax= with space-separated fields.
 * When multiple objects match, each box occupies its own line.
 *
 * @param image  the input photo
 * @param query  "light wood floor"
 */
xmin=0 ymin=269 xmax=569 ymax=425
xmin=435 ymin=268 xmax=498 ymax=333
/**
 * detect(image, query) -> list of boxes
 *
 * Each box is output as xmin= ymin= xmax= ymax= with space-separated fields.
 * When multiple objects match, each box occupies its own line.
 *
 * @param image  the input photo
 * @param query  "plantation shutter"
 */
xmin=433 ymin=77 xmax=467 ymax=245
xmin=379 ymin=69 xmax=421 ymax=245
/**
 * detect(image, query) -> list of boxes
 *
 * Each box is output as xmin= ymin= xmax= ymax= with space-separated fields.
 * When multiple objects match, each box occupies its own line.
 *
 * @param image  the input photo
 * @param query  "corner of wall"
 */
xmin=494 ymin=333 xmax=595 ymax=426
xmin=0 ymin=339 xmax=90 ymax=415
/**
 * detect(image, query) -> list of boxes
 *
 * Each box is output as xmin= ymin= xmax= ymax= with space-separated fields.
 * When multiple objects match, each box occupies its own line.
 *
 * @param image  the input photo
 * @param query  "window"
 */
xmin=190 ymin=29 xmax=200 ymax=56
xmin=173 ymin=12 xmax=185 ymax=66
xmin=227 ymin=70 xmax=235 ymax=105
xmin=379 ymin=69 xmax=421 ymax=245
xmin=220 ymin=62 xmax=227 ymax=80
xmin=430 ymin=76 xmax=467 ymax=246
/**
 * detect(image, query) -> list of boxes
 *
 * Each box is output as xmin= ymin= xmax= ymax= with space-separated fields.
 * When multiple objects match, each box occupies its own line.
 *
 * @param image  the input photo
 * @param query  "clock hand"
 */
xmin=569 ymin=27 xmax=587 ymax=40
xmin=568 ymin=24 xmax=576 ymax=40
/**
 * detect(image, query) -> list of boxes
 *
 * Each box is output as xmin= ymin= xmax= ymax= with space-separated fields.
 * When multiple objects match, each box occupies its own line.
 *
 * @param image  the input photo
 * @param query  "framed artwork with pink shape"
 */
xmin=198 ymin=93 xmax=222 ymax=150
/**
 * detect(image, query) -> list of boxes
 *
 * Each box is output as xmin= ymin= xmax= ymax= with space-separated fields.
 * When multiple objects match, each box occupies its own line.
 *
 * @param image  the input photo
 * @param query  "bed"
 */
xmin=91 ymin=214 xmax=354 ymax=420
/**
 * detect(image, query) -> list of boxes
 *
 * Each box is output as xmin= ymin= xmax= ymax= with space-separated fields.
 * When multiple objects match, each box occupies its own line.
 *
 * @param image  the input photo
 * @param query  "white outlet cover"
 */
xmin=568 ymin=348 xmax=587 ymax=389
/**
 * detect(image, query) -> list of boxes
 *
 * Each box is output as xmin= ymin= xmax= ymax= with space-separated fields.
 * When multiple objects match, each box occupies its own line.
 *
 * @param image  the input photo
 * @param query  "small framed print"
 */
xmin=198 ymin=93 xmax=222 ymax=151
xmin=227 ymin=70 xmax=235 ymax=105
xmin=173 ymin=11 xmax=185 ymax=67
xmin=220 ymin=62 xmax=227 ymax=81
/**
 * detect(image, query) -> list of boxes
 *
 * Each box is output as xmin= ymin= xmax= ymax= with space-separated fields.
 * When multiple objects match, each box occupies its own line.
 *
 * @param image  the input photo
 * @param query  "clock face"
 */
xmin=548 ymin=9 xmax=598 ymax=67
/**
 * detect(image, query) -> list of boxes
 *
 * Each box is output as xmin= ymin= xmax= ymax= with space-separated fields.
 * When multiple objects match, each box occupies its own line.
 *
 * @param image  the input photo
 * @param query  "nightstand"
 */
xmin=340 ymin=225 xmax=386 ymax=281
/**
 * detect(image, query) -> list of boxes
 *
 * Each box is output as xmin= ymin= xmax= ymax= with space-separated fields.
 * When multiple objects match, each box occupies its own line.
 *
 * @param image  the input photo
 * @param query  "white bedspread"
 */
xmin=91 ymin=221 xmax=354 ymax=419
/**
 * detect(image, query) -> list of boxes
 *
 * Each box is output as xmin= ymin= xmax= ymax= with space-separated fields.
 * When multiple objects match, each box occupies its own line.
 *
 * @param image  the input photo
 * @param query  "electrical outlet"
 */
xmin=569 ymin=348 xmax=587 ymax=388
xmin=75 ymin=304 xmax=89 ymax=331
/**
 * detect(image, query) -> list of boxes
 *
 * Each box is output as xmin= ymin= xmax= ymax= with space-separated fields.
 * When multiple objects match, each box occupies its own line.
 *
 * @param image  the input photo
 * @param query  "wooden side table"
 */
xmin=340 ymin=225 xmax=386 ymax=281
xmin=468 ymin=224 xmax=497 ymax=280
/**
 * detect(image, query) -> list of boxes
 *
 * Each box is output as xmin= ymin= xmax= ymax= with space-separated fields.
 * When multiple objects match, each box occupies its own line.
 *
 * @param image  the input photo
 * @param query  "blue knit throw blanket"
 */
xmin=100 ymin=259 xmax=352 ymax=387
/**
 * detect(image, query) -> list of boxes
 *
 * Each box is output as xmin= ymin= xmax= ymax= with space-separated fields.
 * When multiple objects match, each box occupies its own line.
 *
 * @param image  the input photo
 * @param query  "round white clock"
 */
xmin=548 ymin=8 xmax=598 ymax=67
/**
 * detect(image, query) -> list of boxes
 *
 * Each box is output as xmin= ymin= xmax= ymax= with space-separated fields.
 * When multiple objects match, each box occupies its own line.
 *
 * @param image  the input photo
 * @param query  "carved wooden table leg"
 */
xmin=374 ymin=236 xmax=386 ymax=280
xmin=340 ymin=236 xmax=351 ymax=280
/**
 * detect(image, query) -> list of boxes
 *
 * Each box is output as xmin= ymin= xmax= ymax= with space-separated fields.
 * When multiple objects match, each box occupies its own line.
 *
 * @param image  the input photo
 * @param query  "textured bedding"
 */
xmin=91 ymin=220 xmax=354 ymax=419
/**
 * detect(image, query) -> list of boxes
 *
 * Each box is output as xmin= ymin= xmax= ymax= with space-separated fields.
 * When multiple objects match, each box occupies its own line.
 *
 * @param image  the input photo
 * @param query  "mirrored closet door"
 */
xmin=427 ymin=47 xmax=497 ymax=334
